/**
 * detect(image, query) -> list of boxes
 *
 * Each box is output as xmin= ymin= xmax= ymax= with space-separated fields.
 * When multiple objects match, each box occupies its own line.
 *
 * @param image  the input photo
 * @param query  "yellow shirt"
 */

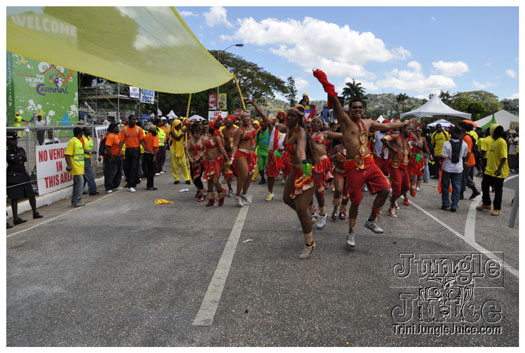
xmin=171 ymin=129 xmax=185 ymax=157
xmin=65 ymin=137 xmax=85 ymax=175
xmin=485 ymin=137 xmax=509 ymax=178
xmin=431 ymin=130 xmax=450 ymax=156
xmin=479 ymin=135 xmax=493 ymax=153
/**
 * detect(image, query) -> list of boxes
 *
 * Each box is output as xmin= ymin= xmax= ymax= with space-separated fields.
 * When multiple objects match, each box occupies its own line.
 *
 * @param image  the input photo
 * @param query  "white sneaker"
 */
xmin=298 ymin=241 xmax=316 ymax=260
xmin=155 ymin=173 xmax=161 ymax=176
xmin=311 ymin=212 xmax=318 ymax=222
xmin=316 ymin=214 xmax=327 ymax=229
xmin=416 ymin=186 xmax=420 ymax=191
xmin=160 ymin=171 xmax=166 ymax=174
xmin=227 ymin=189 xmax=233 ymax=198
xmin=240 ymin=194 xmax=252 ymax=205
xmin=346 ymin=232 xmax=356 ymax=249
xmin=235 ymin=196 xmax=244 ymax=207
xmin=265 ymin=193 xmax=274 ymax=201
xmin=364 ymin=220 xmax=384 ymax=234
xmin=363 ymin=184 xmax=368 ymax=192
xmin=129 ymin=187 xmax=136 ymax=193
xmin=114 ymin=187 xmax=121 ymax=191
xmin=107 ymin=189 xmax=113 ymax=194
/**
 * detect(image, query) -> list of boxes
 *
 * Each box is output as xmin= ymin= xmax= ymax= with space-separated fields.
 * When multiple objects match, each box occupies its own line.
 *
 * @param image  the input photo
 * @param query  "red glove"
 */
xmin=313 ymin=69 xmax=337 ymax=97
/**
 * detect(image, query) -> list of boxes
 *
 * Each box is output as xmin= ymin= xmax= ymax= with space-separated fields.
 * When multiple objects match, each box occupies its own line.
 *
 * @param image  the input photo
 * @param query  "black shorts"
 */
xmin=7 ymin=182 xmax=35 ymax=200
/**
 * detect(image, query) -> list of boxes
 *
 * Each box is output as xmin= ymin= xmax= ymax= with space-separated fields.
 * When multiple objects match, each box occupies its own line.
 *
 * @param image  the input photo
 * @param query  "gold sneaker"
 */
xmin=265 ymin=193 xmax=274 ymax=201
xmin=298 ymin=241 xmax=316 ymax=260
xmin=476 ymin=204 xmax=492 ymax=211
xmin=491 ymin=209 xmax=500 ymax=216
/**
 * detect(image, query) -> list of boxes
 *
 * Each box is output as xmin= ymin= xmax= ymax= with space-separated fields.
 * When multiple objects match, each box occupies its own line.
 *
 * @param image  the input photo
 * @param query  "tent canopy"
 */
xmin=7 ymin=7 xmax=234 ymax=94
xmin=167 ymin=110 xmax=178 ymax=118
xmin=427 ymin=119 xmax=453 ymax=128
xmin=400 ymin=95 xmax=471 ymax=120
xmin=475 ymin=110 xmax=519 ymax=131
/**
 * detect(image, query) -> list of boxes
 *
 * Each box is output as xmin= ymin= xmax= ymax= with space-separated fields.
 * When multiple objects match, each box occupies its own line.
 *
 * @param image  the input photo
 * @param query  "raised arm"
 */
xmin=248 ymin=96 xmax=272 ymax=127
xmin=313 ymin=69 xmax=349 ymax=126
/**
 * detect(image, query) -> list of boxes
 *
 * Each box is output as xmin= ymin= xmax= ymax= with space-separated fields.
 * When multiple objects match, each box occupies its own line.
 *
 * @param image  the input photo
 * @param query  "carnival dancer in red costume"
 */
xmin=382 ymin=124 xmax=413 ymax=217
xmin=220 ymin=115 xmax=238 ymax=197
xmin=231 ymin=110 xmax=258 ymax=207
xmin=330 ymin=143 xmax=350 ymax=221
xmin=413 ymin=125 xmax=433 ymax=191
xmin=313 ymin=69 xmax=405 ymax=249
xmin=248 ymin=98 xmax=291 ymax=201
xmin=282 ymin=105 xmax=321 ymax=259
xmin=203 ymin=121 xmax=230 ymax=207
xmin=310 ymin=116 xmax=342 ymax=229
xmin=186 ymin=124 xmax=206 ymax=202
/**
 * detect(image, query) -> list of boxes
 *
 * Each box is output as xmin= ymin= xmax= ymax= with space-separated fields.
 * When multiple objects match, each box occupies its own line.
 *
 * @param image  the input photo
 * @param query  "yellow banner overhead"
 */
xmin=7 ymin=7 xmax=234 ymax=94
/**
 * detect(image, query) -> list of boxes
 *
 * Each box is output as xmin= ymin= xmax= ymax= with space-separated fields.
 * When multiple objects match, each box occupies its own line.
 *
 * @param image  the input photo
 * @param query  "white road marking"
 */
xmin=193 ymin=197 xmax=251 ymax=326
xmin=7 ymin=192 xmax=116 ymax=238
xmin=411 ymin=200 xmax=519 ymax=279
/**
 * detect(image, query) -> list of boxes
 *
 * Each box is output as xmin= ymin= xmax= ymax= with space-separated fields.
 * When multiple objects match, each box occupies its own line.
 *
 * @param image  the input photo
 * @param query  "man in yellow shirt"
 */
xmin=65 ymin=127 xmax=85 ymax=207
xmin=478 ymin=128 xmax=493 ymax=175
xmin=430 ymin=124 xmax=450 ymax=178
xmin=169 ymin=119 xmax=191 ymax=184
xmin=476 ymin=125 xmax=509 ymax=216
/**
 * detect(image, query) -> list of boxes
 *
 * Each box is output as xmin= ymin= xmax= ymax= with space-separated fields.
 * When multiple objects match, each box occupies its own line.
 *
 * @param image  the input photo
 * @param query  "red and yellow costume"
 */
xmin=234 ymin=127 xmax=258 ymax=175
xmin=202 ymin=137 xmax=225 ymax=182
xmin=285 ymin=142 xmax=316 ymax=200
xmin=312 ymin=133 xmax=333 ymax=195
xmin=384 ymin=133 xmax=410 ymax=196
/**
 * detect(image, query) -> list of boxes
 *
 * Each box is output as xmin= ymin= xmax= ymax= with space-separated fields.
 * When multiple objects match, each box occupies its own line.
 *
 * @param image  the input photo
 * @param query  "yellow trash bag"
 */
xmin=155 ymin=199 xmax=174 ymax=204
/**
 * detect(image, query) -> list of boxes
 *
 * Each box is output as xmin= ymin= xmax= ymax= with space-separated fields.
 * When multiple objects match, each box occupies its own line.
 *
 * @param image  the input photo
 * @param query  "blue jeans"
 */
xmin=72 ymin=174 xmax=84 ymax=204
xmin=422 ymin=156 xmax=430 ymax=183
xmin=83 ymin=158 xmax=97 ymax=194
xmin=441 ymin=171 xmax=462 ymax=209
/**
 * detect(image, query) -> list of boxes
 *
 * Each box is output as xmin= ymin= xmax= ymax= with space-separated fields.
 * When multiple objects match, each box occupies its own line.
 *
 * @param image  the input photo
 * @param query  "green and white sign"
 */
xmin=6 ymin=52 xmax=78 ymax=127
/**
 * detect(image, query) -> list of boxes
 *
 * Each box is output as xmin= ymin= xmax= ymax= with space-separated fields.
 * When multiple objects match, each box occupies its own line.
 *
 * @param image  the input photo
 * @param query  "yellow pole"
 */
xmin=185 ymin=93 xmax=192 ymax=184
xmin=234 ymin=75 xmax=246 ymax=110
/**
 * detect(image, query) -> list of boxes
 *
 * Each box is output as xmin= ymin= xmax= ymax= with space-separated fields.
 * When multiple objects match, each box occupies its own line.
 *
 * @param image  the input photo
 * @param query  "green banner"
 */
xmin=7 ymin=51 xmax=78 ymax=127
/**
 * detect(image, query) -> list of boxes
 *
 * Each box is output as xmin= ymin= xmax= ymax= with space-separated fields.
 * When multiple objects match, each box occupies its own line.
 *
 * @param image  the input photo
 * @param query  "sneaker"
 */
xmin=185 ymin=180 xmax=191 ymax=185
xmin=346 ymin=232 xmax=356 ymax=249
xmin=450 ymin=208 xmax=457 ymax=212
xmin=259 ymin=178 xmax=266 ymax=185
xmin=416 ymin=186 xmax=420 ymax=191
xmin=316 ymin=214 xmax=327 ymax=229
xmin=363 ymin=184 xmax=368 ymax=192
xmin=213 ymin=199 xmax=219 ymax=207
xmin=395 ymin=201 xmax=400 ymax=210
xmin=410 ymin=187 xmax=416 ymax=197
xmin=227 ymin=188 xmax=233 ymax=197
xmin=441 ymin=205 xmax=450 ymax=210
xmin=339 ymin=208 xmax=347 ymax=220
xmin=13 ymin=217 xmax=27 ymax=225
xmin=240 ymin=194 xmax=252 ymax=205
xmin=388 ymin=207 xmax=397 ymax=218
xmin=147 ymin=187 xmax=158 ymax=190
xmin=403 ymin=198 xmax=410 ymax=206
xmin=174 ymin=181 xmax=180 ymax=185
xmin=365 ymin=220 xmax=384 ymax=234
xmin=331 ymin=208 xmax=338 ymax=221
xmin=160 ymin=171 xmax=166 ymax=174
xmin=218 ymin=197 xmax=225 ymax=206
xmin=469 ymin=190 xmax=481 ymax=200
xmin=265 ymin=193 xmax=274 ymax=201
xmin=89 ymin=191 xmax=100 ymax=196
xmin=114 ymin=187 xmax=121 ymax=191
xmin=73 ymin=201 xmax=85 ymax=207
xmin=155 ymin=173 xmax=161 ymax=176
xmin=128 ymin=187 xmax=136 ymax=193
xmin=491 ymin=209 xmax=500 ymax=216
xmin=476 ymin=204 xmax=492 ymax=211
xmin=298 ymin=241 xmax=316 ymax=260
xmin=107 ymin=189 xmax=113 ymax=194
xmin=33 ymin=212 xmax=43 ymax=219
xmin=311 ymin=212 xmax=318 ymax=222
xmin=235 ymin=196 xmax=244 ymax=207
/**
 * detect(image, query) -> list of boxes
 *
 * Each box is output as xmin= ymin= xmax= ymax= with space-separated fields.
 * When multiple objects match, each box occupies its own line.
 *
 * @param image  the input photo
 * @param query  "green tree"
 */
xmin=451 ymin=90 xmax=502 ymax=117
xmin=396 ymin=93 xmax=409 ymax=111
xmin=285 ymin=76 xmax=298 ymax=106
xmin=501 ymin=98 xmax=519 ymax=115
xmin=439 ymin=90 xmax=453 ymax=106
xmin=466 ymin=101 xmax=488 ymax=119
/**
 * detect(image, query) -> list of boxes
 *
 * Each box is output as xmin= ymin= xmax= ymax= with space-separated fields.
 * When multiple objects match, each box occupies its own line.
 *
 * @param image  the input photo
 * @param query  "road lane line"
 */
xmin=7 ymin=192 xmax=115 ymax=238
xmin=193 ymin=198 xmax=251 ymax=326
xmin=411 ymin=201 xmax=519 ymax=279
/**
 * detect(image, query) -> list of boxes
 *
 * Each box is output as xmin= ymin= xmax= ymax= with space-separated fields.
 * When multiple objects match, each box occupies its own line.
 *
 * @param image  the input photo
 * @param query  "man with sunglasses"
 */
xmin=314 ymin=69 xmax=405 ymax=249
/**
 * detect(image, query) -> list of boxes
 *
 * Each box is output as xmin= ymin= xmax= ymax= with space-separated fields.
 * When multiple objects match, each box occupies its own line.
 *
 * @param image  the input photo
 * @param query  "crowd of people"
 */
xmin=7 ymin=70 xmax=519 ymax=260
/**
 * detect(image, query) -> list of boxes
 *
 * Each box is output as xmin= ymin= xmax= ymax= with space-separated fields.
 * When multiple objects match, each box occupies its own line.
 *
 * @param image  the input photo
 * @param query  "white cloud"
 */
xmin=294 ymin=77 xmax=310 ymax=92
xmin=204 ymin=6 xmax=232 ymax=28
xmin=432 ymin=61 xmax=469 ymax=77
xmin=230 ymin=16 xmax=411 ymax=78
xmin=473 ymin=80 xmax=496 ymax=89
xmin=505 ymin=69 xmax=517 ymax=78
xmin=180 ymin=11 xmax=197 ymax=17
xmin=375 ymin=61 xmax=456 ymax=92
xmin=510 ymin=93 xmax=519 ymax=99
xmin=430 ymin=16 xmax=437 ymax=23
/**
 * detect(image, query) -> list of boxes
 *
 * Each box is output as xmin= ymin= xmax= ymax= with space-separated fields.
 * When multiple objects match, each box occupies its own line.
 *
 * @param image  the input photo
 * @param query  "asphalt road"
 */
xmin=6 ymin=166 xmax=519 ymax=347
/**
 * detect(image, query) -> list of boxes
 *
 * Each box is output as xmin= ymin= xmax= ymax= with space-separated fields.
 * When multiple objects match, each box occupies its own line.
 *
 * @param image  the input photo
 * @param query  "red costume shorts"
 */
xmin=203 ymin=156 xmax=225 ymax=182
xmin=313 ymin=155 xmax=332 ymax=194
xmin=289 ymin=165 xmax=318 ymax=200
xmin=389 ymin=164 xmax=410 ymax=196
xmin=267 ymin=150 xmax=292 ymax=178
xmin=235 ymin=149 xmax=258 ymax=175
xmin=343 ymin=156 xmax=391 ymax=205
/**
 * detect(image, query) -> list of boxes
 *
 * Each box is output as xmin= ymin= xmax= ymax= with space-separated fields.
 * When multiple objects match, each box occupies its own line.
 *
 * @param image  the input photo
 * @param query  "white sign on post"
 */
xmin=95 ymin=126 xmax=108 ymax=164
xmin=208 ymin=111 xmax=228 ymax=122
xmin=36 ymin=143 xmax=72 ymax=195
xmin=129 ymin=87 xmax=140 ymax=98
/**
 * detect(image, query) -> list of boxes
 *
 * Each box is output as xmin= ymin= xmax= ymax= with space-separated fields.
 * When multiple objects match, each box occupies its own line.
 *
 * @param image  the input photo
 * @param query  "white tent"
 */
xmin=400 ymin=95 xmax=471 ymax=119
xmin=427 ymin=119 xmax=454 ymax=128
xmin=474 ymin=110 xmax=519 ymax=130
xmin=376 ymin=114 xmax=385 ymax=123
xmin=167 ymin=110 xmax=178 ymax=118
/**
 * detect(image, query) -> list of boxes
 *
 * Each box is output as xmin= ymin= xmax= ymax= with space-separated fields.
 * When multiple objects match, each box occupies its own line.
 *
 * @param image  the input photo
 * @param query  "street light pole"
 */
xmin=216 ymin=43 xmax=243 ymax=111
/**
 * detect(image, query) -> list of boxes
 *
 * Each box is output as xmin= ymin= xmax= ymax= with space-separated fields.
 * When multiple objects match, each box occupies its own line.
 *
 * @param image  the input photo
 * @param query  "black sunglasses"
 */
xmin=351 ymin=106 xmax=364 ymax=110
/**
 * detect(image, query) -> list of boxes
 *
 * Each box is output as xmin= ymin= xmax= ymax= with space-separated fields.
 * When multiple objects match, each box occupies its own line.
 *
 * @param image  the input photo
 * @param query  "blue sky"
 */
xmin=178 ymin=6 xmax=519 ymax=101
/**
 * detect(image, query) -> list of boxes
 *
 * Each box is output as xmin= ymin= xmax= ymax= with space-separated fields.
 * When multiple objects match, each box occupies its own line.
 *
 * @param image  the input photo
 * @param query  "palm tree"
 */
xmin=342 ymin=79 xmax=367 ymax=105
xmin=396 ymin=93 xmax=409 ymax=112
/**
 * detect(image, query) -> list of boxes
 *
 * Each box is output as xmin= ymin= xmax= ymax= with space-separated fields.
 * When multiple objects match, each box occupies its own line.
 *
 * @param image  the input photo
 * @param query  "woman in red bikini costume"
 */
xmin=330 ymin=143 xmax=350 ymax=221
xmin=282 ymin=105 xmax=321 ymax=259
xmin=310 ymin=116 xmax=342 ymax=229
xmin=231 ymin=110 xmax=258 ymax=207
xmin=203 ymin=121 xmax=230 ymax=207
xmin=186 ymin=124 xmax=206 ymax=202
